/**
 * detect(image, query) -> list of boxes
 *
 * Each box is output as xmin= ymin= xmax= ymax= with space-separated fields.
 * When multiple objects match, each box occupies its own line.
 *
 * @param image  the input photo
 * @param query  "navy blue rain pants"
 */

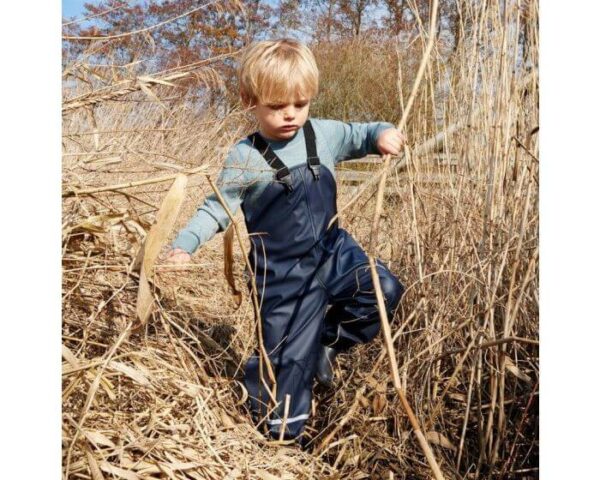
xmin=240 ymin=122 xmax=404 ymax=442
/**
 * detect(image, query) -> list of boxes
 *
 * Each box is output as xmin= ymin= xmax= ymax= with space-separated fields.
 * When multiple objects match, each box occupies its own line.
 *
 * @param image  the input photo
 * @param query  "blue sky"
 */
xmin=62 ymin=0 xmax=100 ymax=20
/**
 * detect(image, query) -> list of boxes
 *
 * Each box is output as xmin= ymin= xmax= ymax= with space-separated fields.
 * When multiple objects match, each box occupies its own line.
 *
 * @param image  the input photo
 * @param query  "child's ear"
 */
xmin=240 ymin=91 xmax=254 ymax=109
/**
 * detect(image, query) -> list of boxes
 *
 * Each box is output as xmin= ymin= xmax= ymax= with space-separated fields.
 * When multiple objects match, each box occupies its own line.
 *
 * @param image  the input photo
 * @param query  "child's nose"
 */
xmin=282 ymin=106 xmax=295 ymax=119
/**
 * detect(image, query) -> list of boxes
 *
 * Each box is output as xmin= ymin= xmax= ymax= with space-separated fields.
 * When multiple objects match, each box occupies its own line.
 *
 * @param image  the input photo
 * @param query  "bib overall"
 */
xmin=241 ymin=120 xmax=404 ymax=441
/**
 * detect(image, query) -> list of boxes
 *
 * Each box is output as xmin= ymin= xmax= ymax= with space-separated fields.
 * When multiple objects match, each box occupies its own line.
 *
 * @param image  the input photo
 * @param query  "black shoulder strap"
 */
xmin=247 ymin=132 xmax=294 ymax=191
xmin=303 ymin=120 xmax=320 ymax=180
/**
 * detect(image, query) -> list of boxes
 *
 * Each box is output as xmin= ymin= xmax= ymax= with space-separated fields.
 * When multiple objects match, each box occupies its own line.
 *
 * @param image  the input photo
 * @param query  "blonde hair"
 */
xmin=239 ymin=38 xmax=319 ymax=106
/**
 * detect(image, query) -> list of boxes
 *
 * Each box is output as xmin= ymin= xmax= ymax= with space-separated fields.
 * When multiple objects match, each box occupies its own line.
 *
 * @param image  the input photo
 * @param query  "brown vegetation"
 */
xmin=62 ymin=0 xmax=539 ymax=478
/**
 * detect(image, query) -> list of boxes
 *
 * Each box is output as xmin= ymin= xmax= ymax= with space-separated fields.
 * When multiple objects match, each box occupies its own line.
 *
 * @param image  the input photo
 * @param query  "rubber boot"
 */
xmin=315 ymin=345 xmax=338 ymax=388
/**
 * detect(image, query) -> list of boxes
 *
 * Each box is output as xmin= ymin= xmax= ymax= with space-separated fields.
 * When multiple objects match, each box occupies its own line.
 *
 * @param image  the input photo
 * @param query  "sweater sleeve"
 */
xmin=315 ymin=118 xmax=395 ymax=164
xmin=171 ymin=147 xmax=251 ymax=254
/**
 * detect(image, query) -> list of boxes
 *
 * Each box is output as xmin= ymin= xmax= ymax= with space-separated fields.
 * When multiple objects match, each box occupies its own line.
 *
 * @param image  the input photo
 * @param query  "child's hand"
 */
xmin=162 ymin=248 xmax=192 ymax=267
xmin=155 ymin=248 xmax=191 ymax=287
xmin=376 ymin=128 xmax=407 ymax=156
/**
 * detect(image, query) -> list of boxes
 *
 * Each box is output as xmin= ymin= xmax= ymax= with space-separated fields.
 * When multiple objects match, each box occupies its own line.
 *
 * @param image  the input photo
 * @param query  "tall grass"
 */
xmin=62 ymin=0 xmax=538 ymax=477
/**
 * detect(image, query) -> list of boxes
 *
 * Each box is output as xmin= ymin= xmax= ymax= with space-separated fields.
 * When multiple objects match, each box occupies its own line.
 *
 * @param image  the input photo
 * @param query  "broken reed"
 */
xmin=62 ymin=1 xmax=539 ymax=478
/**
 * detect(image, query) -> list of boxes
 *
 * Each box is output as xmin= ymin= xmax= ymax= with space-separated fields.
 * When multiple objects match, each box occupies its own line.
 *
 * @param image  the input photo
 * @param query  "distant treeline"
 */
xmin=63 ymin=0 xmax=471 ymax=63
xmin=62 ymin=0 xmax=535 ymax=127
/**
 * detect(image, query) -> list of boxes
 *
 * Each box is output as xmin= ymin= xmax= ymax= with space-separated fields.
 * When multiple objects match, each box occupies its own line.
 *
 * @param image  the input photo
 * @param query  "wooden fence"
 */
xmin=336 ymin=153 xmax=461 ymax=193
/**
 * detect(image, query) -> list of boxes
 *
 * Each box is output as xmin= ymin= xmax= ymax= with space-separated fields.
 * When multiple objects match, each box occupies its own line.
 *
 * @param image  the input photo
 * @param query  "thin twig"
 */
xmin=430 ymin=336 xmax=539 ymax=362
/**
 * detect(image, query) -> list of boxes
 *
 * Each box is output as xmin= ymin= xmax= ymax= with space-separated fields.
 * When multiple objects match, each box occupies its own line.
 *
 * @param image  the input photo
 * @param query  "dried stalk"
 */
xmin=62 ymin=164 xmax=211 ymax=197
xmin=63 ymin=51 xmax=236 ymax=113
xmin=363 ymin=1 xmax=445 ymax=478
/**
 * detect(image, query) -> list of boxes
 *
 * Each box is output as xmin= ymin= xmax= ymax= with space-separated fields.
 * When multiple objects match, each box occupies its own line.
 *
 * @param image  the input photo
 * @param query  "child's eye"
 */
xmin=269 ymin=104 xmax=285 ymax=110
xmin=295 ymin=102 xmax=308 ymax=108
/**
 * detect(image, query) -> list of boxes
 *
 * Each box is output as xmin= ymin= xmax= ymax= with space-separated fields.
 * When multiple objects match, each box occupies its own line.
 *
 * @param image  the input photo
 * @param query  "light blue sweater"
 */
xmin=172 ymin=118 xmax=394 ymax=254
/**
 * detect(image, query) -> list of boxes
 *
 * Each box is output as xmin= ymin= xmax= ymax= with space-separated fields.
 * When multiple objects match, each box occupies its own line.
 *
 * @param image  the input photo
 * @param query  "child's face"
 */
xmin=253 ymin=97 xmax=311 ymax=141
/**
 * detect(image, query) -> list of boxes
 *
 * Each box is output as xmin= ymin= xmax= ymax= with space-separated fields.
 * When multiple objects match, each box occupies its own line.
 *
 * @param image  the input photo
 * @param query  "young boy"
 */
xmin=165 ymin=39 xmax=405 ymax=445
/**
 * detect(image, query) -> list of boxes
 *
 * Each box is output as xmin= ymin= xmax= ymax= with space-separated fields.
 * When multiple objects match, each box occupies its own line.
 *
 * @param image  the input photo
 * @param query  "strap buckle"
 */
xmin=307 ymin=156 xmax=320 ymax=180
xmin=275 ymin=167 xmax=294 ymax=192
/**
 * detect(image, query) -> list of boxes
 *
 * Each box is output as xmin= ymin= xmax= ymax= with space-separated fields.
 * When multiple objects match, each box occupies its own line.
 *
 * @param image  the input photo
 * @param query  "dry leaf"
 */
xmin=143 ymin=173 xmax=188 ymax=275
xmin=108 ymin=361 xmax=151 ymax=387
xmin=224 ymin=468 xmax=242 ymax=480
xmin=172 ymin=379 xmax=205 ymax=397
xmin=180 ymin=447 xmax=201 ymax=461
xmin=136 ymin=174 xmax=188 ymax=325
xmin=85 ymin=448 xmax=106 ymax=480
xmin=163 ymin=461 xmax=201 ymax=471
xmin=83 ymin=374 xmax=103 ymax=414
xmin=254 ymin=469 xmax=281 ymax=480
xmin=220 ymin=410 xmax=236 ymax=428
xmin=62 ymin=344 xmax=79 ymax=369
xmin=99 ymin=375 xmax=116 ymax=401
xmin=138 ymin=81 xmax=166 ymax=109
xmin=425 ymin=431 xmax=457 ymax=451
xmin=136 ymin=267 xmax=154 ymax=324
xmin=83 ymin=430 xmax=116 ymax=448
xmin=223 ymin=224 xmax=242 ymax=309
xmin=372 ymin=392 xmax=387 ymax=415
xmin=69 ymin=213 xmax=127 ymax=235
xmin=138 ymin=75 xmax=177 ymax=87
xmin=157 ymin=463 xmax=177 ymax=480
xmin=449 ymin=392 xmax=467 ymax=403
xmin=505 ymin=357 xmax=532 ymax=384
xmin=99 ymin=462 xmax=141 ymax=480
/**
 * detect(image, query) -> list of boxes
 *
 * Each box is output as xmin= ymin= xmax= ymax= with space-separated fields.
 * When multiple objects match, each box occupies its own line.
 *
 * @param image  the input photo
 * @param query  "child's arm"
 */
xmin=167 ymin=149 xmax=251 ymax=259
xmin=314 ymin=119 xmax=405 ymax=162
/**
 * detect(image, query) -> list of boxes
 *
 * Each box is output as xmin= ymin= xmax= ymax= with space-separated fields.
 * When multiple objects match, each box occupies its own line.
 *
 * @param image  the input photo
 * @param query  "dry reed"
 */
xmin=63 ymin=1 xmax=538 ymax=477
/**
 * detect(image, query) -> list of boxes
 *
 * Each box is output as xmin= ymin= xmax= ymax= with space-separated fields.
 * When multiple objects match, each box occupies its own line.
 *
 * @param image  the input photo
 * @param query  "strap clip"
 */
xmin=307 ymin=156 xmax=320 ymax=180
xmin=275 ymin=167 xmax=294 ymax=192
